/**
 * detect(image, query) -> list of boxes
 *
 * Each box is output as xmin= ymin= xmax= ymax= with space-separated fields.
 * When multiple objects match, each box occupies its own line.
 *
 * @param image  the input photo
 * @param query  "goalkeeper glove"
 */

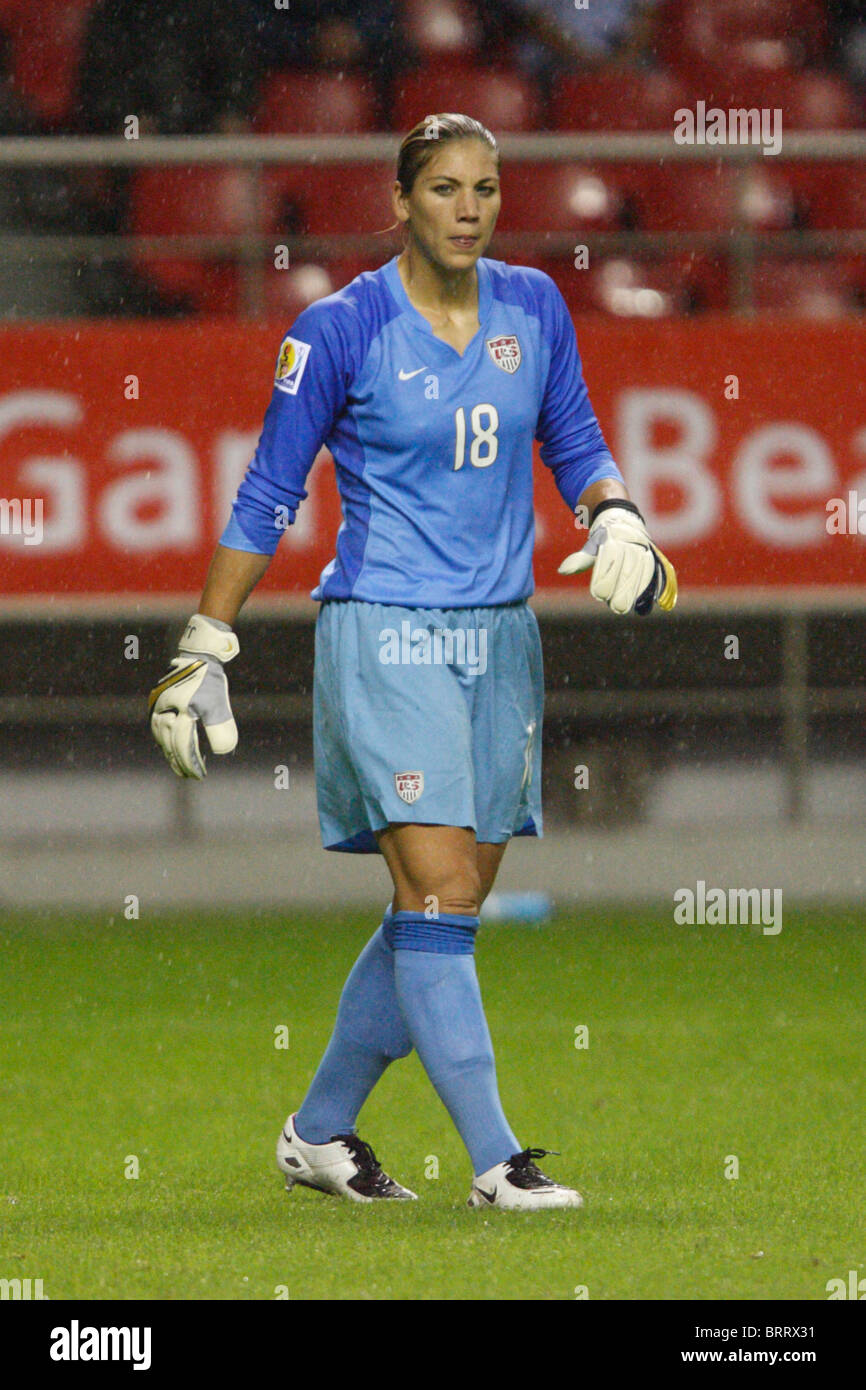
xmin=558 ymin=499 xmax=678 ymax=616
xmin=148 ymin=613 xmax=240 ymax=779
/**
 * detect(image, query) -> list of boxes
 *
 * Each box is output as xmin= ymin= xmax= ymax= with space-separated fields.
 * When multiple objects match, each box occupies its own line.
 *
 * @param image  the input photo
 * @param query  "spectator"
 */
xmin=492 ymin=0 xmax=660 ymax=82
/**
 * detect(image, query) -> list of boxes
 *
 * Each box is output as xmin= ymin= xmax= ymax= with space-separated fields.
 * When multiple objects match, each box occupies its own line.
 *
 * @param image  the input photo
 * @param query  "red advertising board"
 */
xmin=1 ymin=318 xmax=865 ymax=603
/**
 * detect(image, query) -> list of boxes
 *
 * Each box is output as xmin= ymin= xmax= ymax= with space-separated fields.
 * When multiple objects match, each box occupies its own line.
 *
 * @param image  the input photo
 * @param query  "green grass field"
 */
xmin=1 ymin=907 xmax=864 ymax=1301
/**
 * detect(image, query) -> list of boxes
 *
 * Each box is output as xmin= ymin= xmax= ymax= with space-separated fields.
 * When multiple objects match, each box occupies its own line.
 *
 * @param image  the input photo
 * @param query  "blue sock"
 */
xmin=385 ymin=910 xmax=521 ymax=1176
xmin=294 ymin=910 xmax=412 ymax=1144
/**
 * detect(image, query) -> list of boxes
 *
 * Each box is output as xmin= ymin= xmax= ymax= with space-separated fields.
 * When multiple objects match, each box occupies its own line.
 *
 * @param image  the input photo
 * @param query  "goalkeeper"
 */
xmin=149 ymin=113 xmax=676 ymax=1211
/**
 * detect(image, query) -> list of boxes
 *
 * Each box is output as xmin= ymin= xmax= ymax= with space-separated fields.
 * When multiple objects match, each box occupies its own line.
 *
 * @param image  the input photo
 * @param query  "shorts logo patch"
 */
xmin=274 ymin=335 xmax=312 ymax=395
xmin=395 ymin=771 xmax=424 ymax=804
xmin=486 ymin=334 xmax=521 ymax=374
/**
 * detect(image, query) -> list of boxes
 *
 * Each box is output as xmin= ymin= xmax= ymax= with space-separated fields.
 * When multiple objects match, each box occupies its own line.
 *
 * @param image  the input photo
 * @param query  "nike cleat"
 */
xmin=467 ymin=1147 xmax=583 ymax=1210
xmin=276 ymin=1113 xmax=417 ymax=1202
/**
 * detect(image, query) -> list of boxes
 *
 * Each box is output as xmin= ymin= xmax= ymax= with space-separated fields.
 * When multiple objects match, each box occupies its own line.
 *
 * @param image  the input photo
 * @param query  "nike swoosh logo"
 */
xmin=397 ymin=367 xmax=426 ymax=380
xmin=476 ymin=1185 xmax=497 ymax=1204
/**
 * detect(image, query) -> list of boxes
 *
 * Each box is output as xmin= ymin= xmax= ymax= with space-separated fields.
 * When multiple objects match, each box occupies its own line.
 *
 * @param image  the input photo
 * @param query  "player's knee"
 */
xmin=392 ymin=858 xmax=481 ymax=918
xmin=432 ymin=865 xmax=483 ymax=919
xmin=435 ymin=893 xmax=481 ymax=917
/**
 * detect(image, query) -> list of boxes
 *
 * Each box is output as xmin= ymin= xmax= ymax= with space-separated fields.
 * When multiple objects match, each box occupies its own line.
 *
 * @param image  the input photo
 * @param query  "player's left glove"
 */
xmin=148 ymin=613 xmax=240 ymax=780
xmin=557 ymin=499 xmax=678 ymax=616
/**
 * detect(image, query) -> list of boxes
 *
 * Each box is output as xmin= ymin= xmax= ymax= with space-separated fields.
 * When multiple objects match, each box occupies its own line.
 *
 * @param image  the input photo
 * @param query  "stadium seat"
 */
xmin=622 ymin=162 xmax=797 ymax=234
xmin=495 ymin=164 xmax=624 ymax=233
xmin=750 ymin=258 xmax=866 ymax=316
xmin=127 ymin=166 xmax=265 ymax=313
xmin=735 ymin=163 xmax=799 ymax=231
xmin=5 ymin=0 xmax=95 ymax=129
xmin=550 ymin=67 xmax=691 ymax=132
xmin=252 ymin=71 xmax=378 ymax=134
xmin=539 ymin=254 xmax=729 ymax=316
xmin=399 ymin=0 xmax=483 ymax=59
xmin=683 ymin=69 xmax=863 ymax=130
xmin=264 ymin=163 xmax=397 ymax=237
xmin=657 ymin=0 xmax=828 ymax=77
xmin=393 ymin=64 xmax=542 ymax=133
xmin=781 ymin=162 xmax=866 ymax=230
xmin=264 ymin=259 xmax=384 ymax=320
xmin=621 ymin=163 xmax=733 ymax=232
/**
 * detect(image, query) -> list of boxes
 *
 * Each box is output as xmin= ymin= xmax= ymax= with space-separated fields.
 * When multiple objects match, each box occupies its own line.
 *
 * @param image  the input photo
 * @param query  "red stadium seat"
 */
xmin=657 ymin=0 xmax=828 ymax=77
xmin=393 ymin=64 xmax=542 ymax=133
xmin=622 ymin=163 xmax=734 ymax=232
xmin=623 ymin=162 xmax=797 ymax=234
xmin=781 ymin=163 xmax=866 ymax=230
xmin=539 ymin=254 xmax=729 ymax=316
xmin=550 ymin=67 xmax=691 ymax=132
xmin=735 ymin=163 xmax=798 ymax=231
xmin=750 ymin=258 xmax=866 ymax=316
xmin=252 ymin=71 xmax=378 ymax=134
xmin=127 ymin=166 xmax=265 ymax=313
xmin=5 ymin=0 xmax=95 ymax=128
xmin=495 ymin=164 xmax=624 ymax=233
xmin=683 ymin=70 xmax=863 ymax=130
xmin=264 ymin=163 xmax=397 ymax=237
xmin=263 ymin=259 xmax=385 ymax=320
xmin=400 ymin=0 xmax=483 ymax=59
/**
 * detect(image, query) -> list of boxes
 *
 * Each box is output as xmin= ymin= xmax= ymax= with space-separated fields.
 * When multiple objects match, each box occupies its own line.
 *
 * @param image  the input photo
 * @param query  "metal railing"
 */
xmin=1 ymin=131 xmax=866 ymax=314
xmin=2 ymin=597 xmax=865 ymax=830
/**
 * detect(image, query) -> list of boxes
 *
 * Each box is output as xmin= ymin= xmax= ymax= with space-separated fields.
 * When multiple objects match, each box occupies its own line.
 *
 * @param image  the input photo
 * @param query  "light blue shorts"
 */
xmin=313 ymin=599 xmax=544 ymax=853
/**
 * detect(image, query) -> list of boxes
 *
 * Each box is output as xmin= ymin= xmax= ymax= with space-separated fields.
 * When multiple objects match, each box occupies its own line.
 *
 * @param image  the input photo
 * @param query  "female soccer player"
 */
xmin=149 ymin=113 xmax=676 ymax=1210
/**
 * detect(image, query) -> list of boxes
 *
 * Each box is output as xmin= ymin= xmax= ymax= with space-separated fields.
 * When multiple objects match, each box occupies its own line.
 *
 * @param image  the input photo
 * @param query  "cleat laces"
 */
xmin=505 ymin=1147 xmax=563 ymax=1189
xmin=333 ymin=1133 xmax=400 ymax=1195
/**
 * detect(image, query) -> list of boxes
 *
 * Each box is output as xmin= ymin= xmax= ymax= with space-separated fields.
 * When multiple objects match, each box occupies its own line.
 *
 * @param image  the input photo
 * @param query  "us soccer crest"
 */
xmin=486 ymin=334 xmax=521 ymax=374
xmin=274 ymin=334 xmax=311 ymax=395
xmin=395 ymin=771 xmax=424 ymax=804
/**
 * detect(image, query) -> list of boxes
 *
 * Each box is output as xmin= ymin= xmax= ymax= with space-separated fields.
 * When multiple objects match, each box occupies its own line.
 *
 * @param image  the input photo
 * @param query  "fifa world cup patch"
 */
xmin=394 ymin=771 xmax=424 ymax=804
xmin=274 ymin=334 xmax=312 ymax=395
xmin=486 ymin=334 xmax=521 ymax=374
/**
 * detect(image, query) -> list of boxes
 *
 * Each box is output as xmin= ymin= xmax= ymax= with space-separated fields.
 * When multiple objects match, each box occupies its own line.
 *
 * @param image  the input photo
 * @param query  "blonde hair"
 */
xmin=396 ymin=112 xmax=499 ymax=196
xmin=377 ymin=112 xmax=500 ymax=235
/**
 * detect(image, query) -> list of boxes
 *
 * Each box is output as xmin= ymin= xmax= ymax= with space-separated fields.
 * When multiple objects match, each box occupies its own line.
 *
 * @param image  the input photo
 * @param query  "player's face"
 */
xmin=395 ymin=140 xmax=501 ymax=272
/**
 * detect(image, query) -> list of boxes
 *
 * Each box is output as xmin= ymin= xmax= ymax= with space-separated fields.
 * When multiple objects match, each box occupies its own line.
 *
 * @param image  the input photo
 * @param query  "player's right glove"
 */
xmin=148 ymin=613 xmax=240 ymax=780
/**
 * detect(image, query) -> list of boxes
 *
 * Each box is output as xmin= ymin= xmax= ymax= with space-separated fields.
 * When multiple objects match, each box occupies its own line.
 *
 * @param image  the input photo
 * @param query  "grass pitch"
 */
xmin=1 ymin=907 xmax=864 ymax=1301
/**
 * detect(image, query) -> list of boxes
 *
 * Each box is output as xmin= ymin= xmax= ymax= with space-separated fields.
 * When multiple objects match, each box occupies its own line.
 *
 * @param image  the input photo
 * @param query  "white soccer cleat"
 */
xmin=276 ymin=1113 xmax=418 ymax=1202
xmin=467 ymin=1147 xmax=584 ymax=1210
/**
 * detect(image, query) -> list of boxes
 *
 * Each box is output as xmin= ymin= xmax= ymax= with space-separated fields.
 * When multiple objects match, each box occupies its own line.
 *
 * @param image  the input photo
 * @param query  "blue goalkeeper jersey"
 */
xmin=220 ymin=254 xmax=623 ymax=607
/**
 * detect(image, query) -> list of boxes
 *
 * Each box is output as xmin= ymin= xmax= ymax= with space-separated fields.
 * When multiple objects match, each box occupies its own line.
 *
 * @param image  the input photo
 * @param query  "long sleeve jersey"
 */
xmin=220 ymin=253 xmax=623 ymax=606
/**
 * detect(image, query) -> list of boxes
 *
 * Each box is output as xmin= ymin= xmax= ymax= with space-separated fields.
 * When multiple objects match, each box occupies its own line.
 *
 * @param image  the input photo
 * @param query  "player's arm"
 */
xmin=198 ymin=542 xmax=272 ymax=626
xmin=534 ymin=274 xmax=677 ymax=616
xmin=148 ymin=301 xmax=352 ymax=778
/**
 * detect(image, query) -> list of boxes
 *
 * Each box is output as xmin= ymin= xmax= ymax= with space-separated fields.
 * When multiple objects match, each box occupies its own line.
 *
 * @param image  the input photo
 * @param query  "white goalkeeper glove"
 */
xmin=558 ymin=499 xmax=678 ymax=616
xmin=148 ymin=613 xmax=240 ymax=779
